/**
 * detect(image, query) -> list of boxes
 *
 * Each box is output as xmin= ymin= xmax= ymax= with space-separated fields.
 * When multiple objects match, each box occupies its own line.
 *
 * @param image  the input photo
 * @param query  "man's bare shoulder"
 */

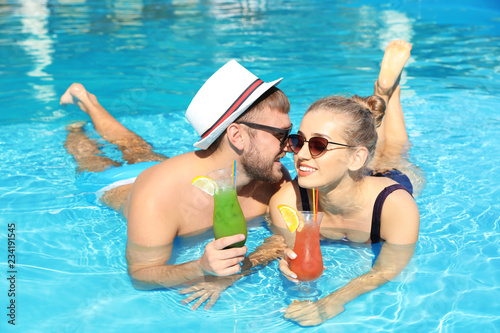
xmin=125 ymin=151 xmax=214 ymax=244
xmin=133 ymin=152 xmax=201 ymax=189
xmin=125 ymin=151 xmax=206 ymax=221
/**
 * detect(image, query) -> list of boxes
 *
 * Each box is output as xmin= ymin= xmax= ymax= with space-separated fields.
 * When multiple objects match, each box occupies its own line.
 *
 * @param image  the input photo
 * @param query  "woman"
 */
xmin=269 ymin=40 xmax=423 ymax=326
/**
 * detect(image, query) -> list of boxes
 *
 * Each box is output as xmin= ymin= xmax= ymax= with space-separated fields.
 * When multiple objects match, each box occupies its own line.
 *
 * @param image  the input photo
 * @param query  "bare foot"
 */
xmin=374 ymin=40 xmax=412 ymax=99
xmin=65 ymin=121 xmax=86 ymax=131
xmin=60 ymin=83 xmax=93 ymax=113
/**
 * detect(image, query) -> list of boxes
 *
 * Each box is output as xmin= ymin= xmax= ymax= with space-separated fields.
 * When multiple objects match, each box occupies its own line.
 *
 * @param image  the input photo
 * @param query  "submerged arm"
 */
xmin=284 ymin=189 xmax=420 ymax=326
xmin=284 ymin=242 xmax=415 ymax=326
xmin=126 ymin=235 xmax=247 ymax=290
xmin=125 ymin=168 xmax=247 ymax=290
xmin=126 ymin=241 xmax=202 ymax=290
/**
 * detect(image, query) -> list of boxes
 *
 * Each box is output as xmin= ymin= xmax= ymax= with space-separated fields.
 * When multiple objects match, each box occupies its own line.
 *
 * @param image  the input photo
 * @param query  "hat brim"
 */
xmin=193 ymin=77 xmax=283 ymax=150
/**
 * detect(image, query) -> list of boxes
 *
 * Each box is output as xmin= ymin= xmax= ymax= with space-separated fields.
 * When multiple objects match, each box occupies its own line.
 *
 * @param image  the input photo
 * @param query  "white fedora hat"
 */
xmin=186 ymin=60 xmax=282 ymax=150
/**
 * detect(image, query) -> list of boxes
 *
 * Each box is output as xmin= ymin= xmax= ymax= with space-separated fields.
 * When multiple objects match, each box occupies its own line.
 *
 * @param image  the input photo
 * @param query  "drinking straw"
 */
xmin=315 ymin=188 xmax=319 ymax=217
xmin=232 ymin=160 xmax=236 ymax=187
xmin=313 ymin=187 xmax=319 ymax=222
xmin=312 ymin=187 xmax=316 ymax=215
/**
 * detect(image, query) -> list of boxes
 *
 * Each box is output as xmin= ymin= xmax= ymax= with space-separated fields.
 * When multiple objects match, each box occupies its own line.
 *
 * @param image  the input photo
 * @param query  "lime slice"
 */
xmin=277 ymin=205 xmax=303 ymax=232
xmin=191 ymin=176 xmax=218 ymax=196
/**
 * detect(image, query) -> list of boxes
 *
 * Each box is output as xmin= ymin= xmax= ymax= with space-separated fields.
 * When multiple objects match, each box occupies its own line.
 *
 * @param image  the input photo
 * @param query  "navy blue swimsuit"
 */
xmin=298 ymin=183 xmax=413 ymax=243
xmin=368 ymin=169 xmax=413 ymax=194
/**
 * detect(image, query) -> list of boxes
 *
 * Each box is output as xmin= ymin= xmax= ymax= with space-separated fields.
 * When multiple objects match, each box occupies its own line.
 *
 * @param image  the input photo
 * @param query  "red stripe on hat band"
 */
xmin=201 ymin=79 xmax=264 ymax=139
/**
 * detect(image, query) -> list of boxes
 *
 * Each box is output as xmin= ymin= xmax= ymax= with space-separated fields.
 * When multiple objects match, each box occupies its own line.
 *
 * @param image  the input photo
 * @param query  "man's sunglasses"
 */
xmin=237 ymin=121 xmax=293 ymax=147
xmin=287 ymin=134 xmax=354 ymax=157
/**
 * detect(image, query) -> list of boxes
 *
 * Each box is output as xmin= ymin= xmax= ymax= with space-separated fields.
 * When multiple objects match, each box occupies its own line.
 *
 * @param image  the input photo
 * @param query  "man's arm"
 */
xmin=126 ymin=240 xmax=200 ymax=290
xmin=126 ymin=235 xmax=247 ymax=290
xmin=125 ymin=165 xmax=247 ymax=289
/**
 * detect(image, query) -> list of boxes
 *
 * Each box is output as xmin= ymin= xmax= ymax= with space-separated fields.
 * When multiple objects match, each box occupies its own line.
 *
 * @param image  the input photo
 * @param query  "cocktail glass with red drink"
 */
xmin=288 ymin=211 xmax=324 ymax=298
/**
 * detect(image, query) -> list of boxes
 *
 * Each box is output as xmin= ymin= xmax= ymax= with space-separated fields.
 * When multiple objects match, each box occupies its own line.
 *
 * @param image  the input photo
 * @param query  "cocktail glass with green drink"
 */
xmin=208 ymin=167 xmax=247 ymax=248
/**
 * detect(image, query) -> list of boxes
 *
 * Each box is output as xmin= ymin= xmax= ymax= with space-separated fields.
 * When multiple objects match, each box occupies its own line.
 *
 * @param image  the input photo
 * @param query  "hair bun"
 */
xmin=350 ymin=95 xmax=386 ymax=127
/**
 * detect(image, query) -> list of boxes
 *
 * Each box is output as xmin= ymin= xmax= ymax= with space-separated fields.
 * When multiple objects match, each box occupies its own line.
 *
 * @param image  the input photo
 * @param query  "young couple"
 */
xmin=61 ymin=40 xmax=422 ymax=326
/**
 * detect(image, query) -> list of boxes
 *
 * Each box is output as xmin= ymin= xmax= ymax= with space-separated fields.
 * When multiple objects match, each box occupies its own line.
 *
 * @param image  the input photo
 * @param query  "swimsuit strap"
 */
xmin=368 ymin=168 xmax=414 ymax=195
xmin=298 ymin=183 xmax=310 ymax=211
xmin=370 ymin=184 xmax=413 ymax=243
xmin=298 ymin=181 xmax=412 ymax=243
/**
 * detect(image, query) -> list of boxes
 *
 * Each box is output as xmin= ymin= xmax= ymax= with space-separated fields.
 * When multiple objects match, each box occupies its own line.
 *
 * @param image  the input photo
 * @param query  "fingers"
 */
xmin=180 ymin=284 xmax=221 ymax=311
xmin=190 ymin=292 xmax=211 ymax=311
xmin=178 ymin=285 xmax=200 ymax=295
xmin=279 ymin=259 xmax=298 ymax=283
xmin=180 ymin=290 xmax=205 ymax=306
xmin=285 ymin=300 xmax=314 ymax=314
xmin=279 ymin=249 xmax=298 ymax=283
xmin=200 ymin=236 xmax=248 ymax=276
xmin=284 ymin=248 xmax=297 ymax=260
xmin=213 ymin=256 xmax=246 ymax=276
xmin=291 ymin=318 xmax=323 ymax=327
xmin=212 ymin=234 xmax=246 ymax=250
xmin=181 ymin=290 xmax=220 ymax=311
xmin=284 ymin=300 xmax=322 ymax=327
xmin=203 ymin=292 xmax=220 ymax=310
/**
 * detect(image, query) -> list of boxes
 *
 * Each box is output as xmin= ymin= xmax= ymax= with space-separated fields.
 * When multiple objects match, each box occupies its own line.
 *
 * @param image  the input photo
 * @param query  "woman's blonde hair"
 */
xmin=306 ymin=95 xmax=385 ymax=180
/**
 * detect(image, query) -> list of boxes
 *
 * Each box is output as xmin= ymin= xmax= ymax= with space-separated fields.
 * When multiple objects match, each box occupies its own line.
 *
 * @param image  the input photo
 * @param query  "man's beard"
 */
xmin=241 ymin=141 xmax=283 ymax=183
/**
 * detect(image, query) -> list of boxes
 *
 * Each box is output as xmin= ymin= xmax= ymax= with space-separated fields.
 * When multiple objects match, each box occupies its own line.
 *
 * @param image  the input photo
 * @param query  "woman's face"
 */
xmin=294 ymin=109 xmax=353 ymax=190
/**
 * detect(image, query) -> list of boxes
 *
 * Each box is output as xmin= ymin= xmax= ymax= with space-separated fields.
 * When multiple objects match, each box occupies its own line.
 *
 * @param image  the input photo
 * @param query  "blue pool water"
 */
xmin=1 ymin=0 xmax=499 ymax=332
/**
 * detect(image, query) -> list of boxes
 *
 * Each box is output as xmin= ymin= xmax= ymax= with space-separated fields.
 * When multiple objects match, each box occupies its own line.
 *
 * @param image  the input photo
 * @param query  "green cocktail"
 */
xmin=213 ymin=188 xmax=247 ymax=247
xmin=210 ymin=167 xmax=247 ymax=248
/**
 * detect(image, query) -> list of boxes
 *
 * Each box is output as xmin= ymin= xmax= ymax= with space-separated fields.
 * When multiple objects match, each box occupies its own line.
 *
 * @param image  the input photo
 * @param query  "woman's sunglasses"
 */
xmin=287 ymin=134 xmax=354 ymax=157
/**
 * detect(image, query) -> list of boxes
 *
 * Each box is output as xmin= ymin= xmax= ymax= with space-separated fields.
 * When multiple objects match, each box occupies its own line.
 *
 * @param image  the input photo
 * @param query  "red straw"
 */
xmin=314 ymin=188 xmax=319 ymax=222
xmin=312 ymin=188 xmax=315 ymax=215
xmin=315 ymin=188 xmax=319 ymax=213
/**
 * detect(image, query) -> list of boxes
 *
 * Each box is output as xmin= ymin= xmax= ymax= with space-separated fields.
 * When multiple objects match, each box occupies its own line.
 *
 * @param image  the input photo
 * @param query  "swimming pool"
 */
xmin=1 ymin=0 xmax=499 ymax=332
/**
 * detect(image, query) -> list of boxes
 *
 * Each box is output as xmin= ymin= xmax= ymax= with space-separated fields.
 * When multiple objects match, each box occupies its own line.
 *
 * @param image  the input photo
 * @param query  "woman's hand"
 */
xmin=179 ymin=274 xmax=238 ymax=310
xmin=279 ymin=248 xmax=299 ymax=283
xmin=284 ymin=297 xmax=345 ymax=327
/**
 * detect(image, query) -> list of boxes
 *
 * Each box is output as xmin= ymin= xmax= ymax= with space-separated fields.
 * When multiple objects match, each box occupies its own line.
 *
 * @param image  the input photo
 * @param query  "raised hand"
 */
xmin=199 ymin=234 xmax=247 ymax=276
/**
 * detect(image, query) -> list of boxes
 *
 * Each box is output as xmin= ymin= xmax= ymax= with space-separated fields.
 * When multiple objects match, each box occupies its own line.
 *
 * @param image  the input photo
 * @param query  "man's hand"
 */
xmin=199 ymin=234 xmax=247 ymax=276
xmin=179 ymin=275 xmax=238 ymax=310
xmin=246 ymin=234 xmax=287 ymax=268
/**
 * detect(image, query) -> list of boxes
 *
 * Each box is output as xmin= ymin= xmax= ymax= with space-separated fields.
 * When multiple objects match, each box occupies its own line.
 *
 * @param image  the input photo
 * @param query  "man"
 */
xmin=61 ymin=60 xmax=292 ymax=305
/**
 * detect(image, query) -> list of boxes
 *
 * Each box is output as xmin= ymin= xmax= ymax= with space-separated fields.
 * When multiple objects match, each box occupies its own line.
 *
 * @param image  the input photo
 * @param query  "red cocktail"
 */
xmin=290 ymin=211 xmax=323 ymax=281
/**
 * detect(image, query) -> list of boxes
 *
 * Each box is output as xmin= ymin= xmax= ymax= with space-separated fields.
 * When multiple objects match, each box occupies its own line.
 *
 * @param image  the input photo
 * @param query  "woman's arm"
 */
xmin=284 ymin=189 xmax=420 ymax=326
xmin=284 ymin=242 xmax=415 ymax=326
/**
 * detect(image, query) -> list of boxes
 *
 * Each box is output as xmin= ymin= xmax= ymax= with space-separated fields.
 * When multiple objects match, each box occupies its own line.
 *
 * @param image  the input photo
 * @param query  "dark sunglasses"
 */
xmin=287 ymin=134 xmax=354 ymax=157
xmin=237 ymin=121 xmax=293 ymax=147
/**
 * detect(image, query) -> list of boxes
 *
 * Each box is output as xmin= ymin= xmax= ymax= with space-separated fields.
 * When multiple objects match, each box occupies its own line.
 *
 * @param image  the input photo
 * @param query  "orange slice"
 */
xmin=191 ymin=176 xmax=218 ymax=196
xmin=277 ymin=205 xmax=303 ymax=232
